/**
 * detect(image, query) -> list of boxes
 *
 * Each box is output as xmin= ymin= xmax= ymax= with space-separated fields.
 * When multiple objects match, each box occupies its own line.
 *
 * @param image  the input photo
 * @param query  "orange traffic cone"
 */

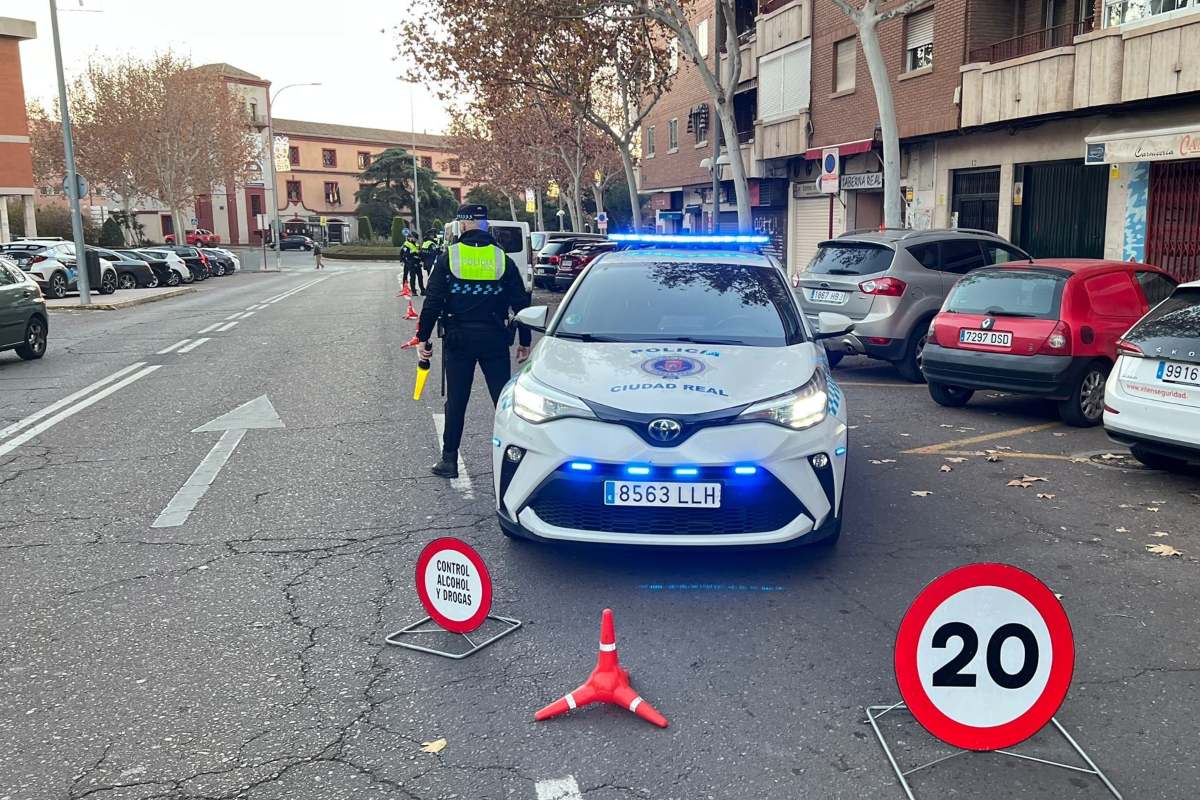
xmin=534 ymin=608 xmax=668 ymax=728
xmin=401 ymin=280 xmax=412 ymax=298
xmin=403 ymin=299 xmax=418 ymax=320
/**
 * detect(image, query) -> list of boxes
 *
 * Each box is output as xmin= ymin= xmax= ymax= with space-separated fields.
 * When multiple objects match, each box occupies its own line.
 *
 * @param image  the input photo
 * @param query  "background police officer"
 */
xmin=418 ymin=204 xmax=531 ymax=478
xmin=403 ymin=233 xmax=425 ymax=295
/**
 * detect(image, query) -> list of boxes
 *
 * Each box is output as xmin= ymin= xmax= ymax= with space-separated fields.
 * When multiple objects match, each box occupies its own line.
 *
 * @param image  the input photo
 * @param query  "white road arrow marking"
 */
xmin=152 ymin=396 xmax=284 ymax=528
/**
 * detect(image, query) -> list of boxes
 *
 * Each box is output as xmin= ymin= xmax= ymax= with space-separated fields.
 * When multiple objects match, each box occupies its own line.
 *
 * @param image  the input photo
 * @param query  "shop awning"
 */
xmin=804 ymin=137 xmax=875 ymax=161
xmin=1085 ymin=110 xmax=1200 ymax=165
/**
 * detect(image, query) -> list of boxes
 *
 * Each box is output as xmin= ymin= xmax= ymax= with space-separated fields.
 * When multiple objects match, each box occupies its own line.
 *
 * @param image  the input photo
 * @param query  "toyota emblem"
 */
xmin=981 ymin=318 xmax=995 ymax=330
xmin=647 ymin=418 xmax=683 ymax=442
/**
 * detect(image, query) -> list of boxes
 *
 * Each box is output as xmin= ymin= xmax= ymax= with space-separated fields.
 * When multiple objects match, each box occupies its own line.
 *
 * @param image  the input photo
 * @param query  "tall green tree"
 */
xmin=354 ymin=148 xmax=457 ymax=234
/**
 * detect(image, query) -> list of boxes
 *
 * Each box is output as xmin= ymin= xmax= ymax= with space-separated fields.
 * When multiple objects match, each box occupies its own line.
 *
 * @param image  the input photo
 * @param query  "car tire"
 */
xmin=166 ymin=271 xmax=181 ymax=287
xmin=100 ymin=271 xmax=118 ymax=294
xmin=118 ymin=271 xmax=138 ymax=290
xmin=826 ymin=350 xmax=845 ymax=368
xmin=146 ymin=275 xmax=159 ymax=289
xmin=928 ymin=381 xmax=974 ymax=408
xmin=1129 ymin=445 xmax=1189 ymax=472
xmin=15 ymin=316 xmax=47 ymax=360
xmin=214 ymin=263 xmax=225 ymax=277
xmin=48 ymin=271 xmax=68 ymax=299
xmin=1057 ymin=361 xmax=1110 ymax=427
xmin=895 ymin=323 xmax=931 ymax=383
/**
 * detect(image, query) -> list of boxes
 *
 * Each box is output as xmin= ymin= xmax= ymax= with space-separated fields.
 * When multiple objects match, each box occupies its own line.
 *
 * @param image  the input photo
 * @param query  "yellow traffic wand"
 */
xmin=413 ymin=358 xmax=431 ymax=400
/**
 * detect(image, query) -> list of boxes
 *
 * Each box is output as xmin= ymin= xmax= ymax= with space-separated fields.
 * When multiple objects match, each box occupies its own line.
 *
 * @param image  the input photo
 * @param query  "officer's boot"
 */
xmin=430 ymin=450 xmax=459 ymax=478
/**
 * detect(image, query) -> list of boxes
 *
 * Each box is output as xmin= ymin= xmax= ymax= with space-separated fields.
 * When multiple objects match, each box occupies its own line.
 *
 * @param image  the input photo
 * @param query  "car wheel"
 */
xmin=896 ymin=325 xmax=931 ymax=383
xmin=146 ymin=275 xmax=159 ymax=289
xmin=928 ymin=381 xmax=974 ymax=408
xmin=826 ymin=350 xmax=845 ymax=368
xmin=15 ymin=316 xmax=47 ymax=360
xmin=1129 ymin=445 xmax=1188 ymax=472
xmin=1057 ymin=361 xmax=1110 ymax=427
xmin=100 ymin=271 xmax=118 ymax=294
xmin=118 ymin=271 xmax=138 ymax=290
xmin=49 ymin=271 xmax=68 ymax=299
xmin=166 ymin=271 xmax=181 ymax=287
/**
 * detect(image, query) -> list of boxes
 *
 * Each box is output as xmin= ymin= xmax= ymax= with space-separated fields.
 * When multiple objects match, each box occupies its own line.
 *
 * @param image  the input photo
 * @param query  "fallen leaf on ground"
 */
xmin=945 ymin=457 xmax=968 ymax=463
xmin=1007 ymin=480 xmax=1033 ymax=488
xmin=1020 ymin=475 xmax=1049 ymax=483
xmin=1037 ymin=493 xmax=1056 ymax=500
xmin=1152 ymin=499 xmax=1167 ymax=504
xmin=911 ymin=490 xmax=933 ymax=497
xmin=1146 ymin=543 xmax=1183 ymax=557
xmin=939 ymin=465 xmax=953 ymax=473
xmin=1147 ymin=507 xmax=1160 ymax=513
xmin=1116 ymin=527 xmax=1129 ymax=533
xmin=421 ymin=739 xmax=447 ymax=754
xmin=1151 ymin=531 xmax=1170 ymax=537
xmin=1118 ymin=503 xmax=1135 ymax=509
xmin=987 ymin=455 xmax=1002 ymax=462
xmin=880 ymin=459 xmax=896 ymax=463
xmin=1070 ymin=457 xmax=1090 ymax=463
xmin=1052 ymin=432 xmax=1067 ymax=437
xmin=899 ymin=433 xmax=911 ymax=437
xmin=939 ymin=424 xmax=955 ymax=428
xmin=1100 ymin=453 xmax=1123 ymax=460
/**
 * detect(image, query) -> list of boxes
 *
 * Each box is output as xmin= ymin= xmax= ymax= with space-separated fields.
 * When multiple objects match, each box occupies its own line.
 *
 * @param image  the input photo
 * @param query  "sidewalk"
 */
xmin=46 ymin=286 xmax=196 ymax=311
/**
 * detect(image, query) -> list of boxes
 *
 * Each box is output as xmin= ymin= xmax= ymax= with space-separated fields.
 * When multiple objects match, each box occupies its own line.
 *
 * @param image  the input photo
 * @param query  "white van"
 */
xmin=444 ymin=220 xmax=533 ymax=293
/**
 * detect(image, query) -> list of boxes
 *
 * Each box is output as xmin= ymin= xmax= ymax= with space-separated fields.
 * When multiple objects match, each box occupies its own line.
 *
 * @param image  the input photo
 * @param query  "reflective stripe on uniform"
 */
xmin=448 ymin=243 xmax=506 ymax=281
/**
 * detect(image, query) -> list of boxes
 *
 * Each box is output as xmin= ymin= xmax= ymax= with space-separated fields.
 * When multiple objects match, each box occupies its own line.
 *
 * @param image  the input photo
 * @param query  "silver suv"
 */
xmin=792 ymin=229 xmax=1031 ymax=381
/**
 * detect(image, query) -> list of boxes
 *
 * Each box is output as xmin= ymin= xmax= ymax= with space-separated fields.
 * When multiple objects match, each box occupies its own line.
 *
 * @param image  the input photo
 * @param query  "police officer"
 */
xmin=418 ymin=204 xmax=531 ymax=478
xmin=420 ymin=234 xmax=439 ymax=272
xmin=403 ymin=233 xmax=425 ymax=295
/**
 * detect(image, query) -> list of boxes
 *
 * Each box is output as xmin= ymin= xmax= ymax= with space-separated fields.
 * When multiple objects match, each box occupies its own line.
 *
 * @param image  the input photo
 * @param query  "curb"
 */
xmin=47 ymin=286 xmax=197 ymax=311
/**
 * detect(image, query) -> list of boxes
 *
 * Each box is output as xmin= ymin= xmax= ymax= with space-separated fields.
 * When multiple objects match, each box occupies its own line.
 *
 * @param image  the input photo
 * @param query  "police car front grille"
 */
xmin=526 ymin=472 xmax=806 ymax=536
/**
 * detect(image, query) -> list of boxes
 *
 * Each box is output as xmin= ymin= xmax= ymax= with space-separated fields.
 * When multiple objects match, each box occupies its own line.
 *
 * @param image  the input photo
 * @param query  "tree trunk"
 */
xmin=171 ymin=207 xmax=187 ymax=247
xmin=859 ymin=14 xmax=902 ymax=227
xmin=506 ymin=192 xmax=518 ymax=221
xmin=535 ymin=190 xmax=544 ymax=232
xmin=617 ymin=145 xmax=641 ymax=231
xmin=714 ymin=102 xmax=752 ymax=230
xmin=121 ymin=195 xmax=134 ymax=244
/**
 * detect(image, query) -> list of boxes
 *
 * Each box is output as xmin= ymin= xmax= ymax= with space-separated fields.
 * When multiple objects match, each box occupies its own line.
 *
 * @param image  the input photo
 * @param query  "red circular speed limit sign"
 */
xmin=415 ymin=538 xmax=493 ymax=634
xmin=895 ymin=563 xmax=1074 ymax=751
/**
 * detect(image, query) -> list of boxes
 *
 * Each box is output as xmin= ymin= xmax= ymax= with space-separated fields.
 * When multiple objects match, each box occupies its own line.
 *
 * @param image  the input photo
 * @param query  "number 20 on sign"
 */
xmin=894 ymin=563 xmax=1074 ymax=751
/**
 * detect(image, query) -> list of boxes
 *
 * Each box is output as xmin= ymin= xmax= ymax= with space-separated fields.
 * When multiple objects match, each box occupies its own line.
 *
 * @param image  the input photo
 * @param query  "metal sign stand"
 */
xmin=865 ymin=702 xmax=1123 ymax=800
xmin=386 ymin=614 xmax=522 ymax=660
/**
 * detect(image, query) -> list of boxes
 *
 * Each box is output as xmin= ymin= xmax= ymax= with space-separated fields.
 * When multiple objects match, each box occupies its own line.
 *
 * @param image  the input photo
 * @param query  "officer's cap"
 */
xmin=455 ymin=204 xmax=489 ymax=221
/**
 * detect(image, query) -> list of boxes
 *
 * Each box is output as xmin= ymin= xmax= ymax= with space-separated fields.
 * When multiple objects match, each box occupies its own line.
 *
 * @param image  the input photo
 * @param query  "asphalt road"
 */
xmin=0 ymin=261 xmax=1197 ymax=800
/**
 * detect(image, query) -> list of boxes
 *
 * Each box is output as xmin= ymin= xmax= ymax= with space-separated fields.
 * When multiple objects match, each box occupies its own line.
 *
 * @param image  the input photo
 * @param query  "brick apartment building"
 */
xmin=0 ymin=17 xmax=37 ymax=243
xmin=642 ymin=0 xmax=1200 ymax=282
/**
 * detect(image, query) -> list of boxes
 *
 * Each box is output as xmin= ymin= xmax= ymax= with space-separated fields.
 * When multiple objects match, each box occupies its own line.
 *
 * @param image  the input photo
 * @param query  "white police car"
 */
xmin=492 ymin=234 xmax=853 ymax=547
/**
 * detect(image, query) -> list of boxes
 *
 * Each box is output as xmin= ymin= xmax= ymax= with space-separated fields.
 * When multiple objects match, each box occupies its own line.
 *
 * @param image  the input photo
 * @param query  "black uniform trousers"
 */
xmin=441 ymin=327 xmax=511 ymax=455
xmin=404 ymin=256 xmax=426 ymax=294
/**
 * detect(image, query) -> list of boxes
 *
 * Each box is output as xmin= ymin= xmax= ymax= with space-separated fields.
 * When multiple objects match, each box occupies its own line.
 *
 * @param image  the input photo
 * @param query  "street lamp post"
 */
xmin=48 ymin=0 xmax=90 ymax=304
xmin=266 ymin=82 xmax=321 ymax=271
xmin=396 ymin=79 xmax=422 ymax=240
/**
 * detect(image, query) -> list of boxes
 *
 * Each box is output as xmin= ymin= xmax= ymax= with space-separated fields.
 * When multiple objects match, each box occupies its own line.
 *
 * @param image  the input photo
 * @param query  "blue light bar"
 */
xmin=568 ymin=461 xmax=594 ymax=471
xmin=673 ymin=467 xmax=699 ymax=477
xmin=610 ymin=233 xmax=770 ymax=245
xmin=733 ymin=465 xmax=758 ymax=475
xmin=835 ymin=446 xmax=847 ymax=456
xmin=492 ymin=437 xmax=501 ymax=448
xmin=626 ymin=465 xmax=652 ymax=476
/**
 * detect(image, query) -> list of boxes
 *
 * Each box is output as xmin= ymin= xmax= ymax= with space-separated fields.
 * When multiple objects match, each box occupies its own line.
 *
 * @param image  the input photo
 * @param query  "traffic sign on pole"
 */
xmin=894 ymin=563 xmax=1074 ymax=751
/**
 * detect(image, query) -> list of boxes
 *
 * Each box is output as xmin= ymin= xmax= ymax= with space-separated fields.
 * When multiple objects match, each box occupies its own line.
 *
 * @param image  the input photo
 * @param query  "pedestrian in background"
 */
xmin=313 ymin=240 xmax=324 ymax=270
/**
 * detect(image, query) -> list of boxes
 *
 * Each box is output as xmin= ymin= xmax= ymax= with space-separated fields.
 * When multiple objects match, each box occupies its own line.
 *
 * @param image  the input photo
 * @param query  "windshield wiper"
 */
xmin=821 ymin=269 xmax=862 ymax=276
xmin=554 ymin=332 xmax=624 ymax=342
xmin=644 ymin=336 xmax=749 ymax=346
xmin=979 ymin=308 xmax=1040 ymax=318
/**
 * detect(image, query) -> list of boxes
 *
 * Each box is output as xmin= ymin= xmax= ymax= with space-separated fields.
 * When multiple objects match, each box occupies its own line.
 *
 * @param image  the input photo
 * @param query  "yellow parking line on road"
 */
xmin=903 ymin=422 xmax=1062 ymax=454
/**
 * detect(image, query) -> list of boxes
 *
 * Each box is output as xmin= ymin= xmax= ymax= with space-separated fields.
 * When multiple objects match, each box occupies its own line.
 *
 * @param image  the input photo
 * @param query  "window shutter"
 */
xmin=697 ymin=19 xmax=709 ymax=58
xmin=906 ymin=9 xmax=934 ymax=51
xmin=758 ymin=53 xmax=783 ymax=119
xmin=781 ymin=41 xmax=810 ymax=114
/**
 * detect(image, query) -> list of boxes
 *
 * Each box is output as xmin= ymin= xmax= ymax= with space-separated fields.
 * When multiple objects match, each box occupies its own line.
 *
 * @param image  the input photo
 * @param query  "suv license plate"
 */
xmin=603 ymin=481 xmax=721 ymax=508
xmin=960 ymin=329 xmax=1012 ymax=347
xmin=808 ymin=289 xmax=847 ymax=304
xmin=1158 ymin=360 xmax=1200 ymax=387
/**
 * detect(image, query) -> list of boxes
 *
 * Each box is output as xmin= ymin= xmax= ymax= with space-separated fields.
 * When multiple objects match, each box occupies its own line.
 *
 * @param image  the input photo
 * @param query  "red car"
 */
xmin=920 ymin=259 xmax=1177 ymax=426
xmin=554 ymin=241 xmax=619 ymax=289
xmin=165 ymin=228 xmax=220 ymax=246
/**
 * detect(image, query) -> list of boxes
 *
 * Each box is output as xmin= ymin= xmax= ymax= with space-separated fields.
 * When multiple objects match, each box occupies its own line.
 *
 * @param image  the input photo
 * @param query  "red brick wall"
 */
xmin=967 ymin=0 xmax=1017 ymax=54
xmin=640 ymin=1 xmax=718 ymax=191
xmin=0 ymin=37 xmax=34 ymax=189
xmin=809 ymin=0 xmax=966 ymax=148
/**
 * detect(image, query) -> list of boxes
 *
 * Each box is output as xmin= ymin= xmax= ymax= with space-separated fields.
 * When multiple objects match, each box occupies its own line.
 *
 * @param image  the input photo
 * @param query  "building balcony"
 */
xmin=756 ymin=0 xmax=810 ymax=56
xmin=755 ymin=111 xmax=809 ymax=160
xmin=961 ymin=10 xmax=1200 ymax=127
xmin=721 ymin=32 xmax=758 ymax=84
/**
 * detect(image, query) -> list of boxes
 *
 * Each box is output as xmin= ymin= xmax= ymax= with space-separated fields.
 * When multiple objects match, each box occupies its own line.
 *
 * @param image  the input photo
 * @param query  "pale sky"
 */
xmin=9 ymin=0 xmax=452 ymax=134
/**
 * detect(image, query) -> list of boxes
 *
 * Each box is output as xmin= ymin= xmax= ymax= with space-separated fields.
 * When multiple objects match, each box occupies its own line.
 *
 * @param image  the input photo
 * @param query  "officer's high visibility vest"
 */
xmin=403 ymin=241 xmax=419 ymax=253
xmin=448 ymin=243 xmax=506 ymax=281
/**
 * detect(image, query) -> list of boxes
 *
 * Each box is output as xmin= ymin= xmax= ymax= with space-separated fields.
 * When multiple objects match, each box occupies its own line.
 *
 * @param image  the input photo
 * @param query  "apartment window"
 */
xmin=288 ymin=146 xmax=300 ymax=166
xmin=250 ymin=194 xmax=263 ymax=215
xmin=451 ymin=187 xmax=462 ymax=202
xmin=669 ymin=37 xmax=680 ymax=73
xmin=759 ymin=40 xmax=811 ymax=121
xmin=286 ymin=181 xmax=301 ymax=202
xmin=420 ymin=156 xmax=433 ymax=169
xmin=668 ymin=118 xmax=679 ymax=151
xmin=1104 ymin=0 xmax=1194 ymax=26
xmin=697 ymin=18 xmax=709 ymax=58
xmin=324 ymin=181 xmax=341 ymax=205
xmin=357 ymin=151 xmax=371 ymax=169
xmin=322 ymin=148 xmax=337 ymax=168
xmin=249 ymin=100 xmax=258 ymax=120
xmin=834 ymin=37 xmax=856 ymax=93
xmin=448 ymin=159 xmax=461 ymax=175
xmin=905 ymin=9 xmax=934 ymax=72
xmin=646 ymin=126 xmax=656 ymax=157
xmin=688 ymin=104 xmax=710 ymax=144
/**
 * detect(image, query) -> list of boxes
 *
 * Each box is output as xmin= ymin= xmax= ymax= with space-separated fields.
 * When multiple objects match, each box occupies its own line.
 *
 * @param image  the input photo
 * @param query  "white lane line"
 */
xmin=151 ymin=429 xmax=246 ymax=528
xmin=259 ymin=280 xmax=316 ymax=304
xmin=158 ymin=338 xmax=193 ymax=354
xmin=0 ymin=366 xmax=161 ymax=458
xmin=246 ymin=304 xmax=266 ymax=311
xmin=239 ymin=311 xmax=256 ymax=319
xmin=265 ymin=277 xmax=328 ymax=305
xmin=177 ymin=338 xmax=211 ymax=353
xmin=215 ymin=321 xmax=239 ymax=332
xmin=535 ymin=776 xmax=582 ymax=800
xmin=197 ymin=323 xmax=222 ymax=334
xmin=223 ymin=313 xmax=242 ymax=321
xmin=431 ymin=413 xmax=474 ymax=499
xmin=0 ymin=363 xmax=147 ymax=442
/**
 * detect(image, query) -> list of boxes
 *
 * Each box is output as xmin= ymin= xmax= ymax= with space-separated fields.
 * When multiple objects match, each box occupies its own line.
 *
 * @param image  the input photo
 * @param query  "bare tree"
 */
xmin=828 ymin=0 xmax=931 ymax=227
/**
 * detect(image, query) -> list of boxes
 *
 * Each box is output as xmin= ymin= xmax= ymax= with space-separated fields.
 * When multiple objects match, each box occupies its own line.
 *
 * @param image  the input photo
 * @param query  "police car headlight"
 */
xmin=512 ymin=372 xmax=595 ymax=424
xmin=738 ymin=369 xmax=828 ymax=431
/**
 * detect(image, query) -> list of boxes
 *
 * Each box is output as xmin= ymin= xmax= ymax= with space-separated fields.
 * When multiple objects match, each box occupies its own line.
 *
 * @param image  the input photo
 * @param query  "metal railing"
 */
xmin=968 ymin=18 xmax=1094 ymax=64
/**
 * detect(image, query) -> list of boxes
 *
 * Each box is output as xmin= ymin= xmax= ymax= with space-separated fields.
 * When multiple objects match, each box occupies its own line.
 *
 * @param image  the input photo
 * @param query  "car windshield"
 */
xmin=808 ymin=242 xmax=894 ymax=276
xmin=553 ymin=260 xmax=804 ymax=346
xmin=540 ymin=242 xmax=576 ymax=256
xmin=1123 ymin=286 xmax=1200 ymax=357
xmin=944 ymin=268 xmax=1066 ymax=319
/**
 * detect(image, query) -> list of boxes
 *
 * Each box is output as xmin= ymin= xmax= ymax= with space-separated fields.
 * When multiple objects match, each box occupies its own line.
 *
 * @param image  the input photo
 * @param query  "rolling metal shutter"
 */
xmin=789 ymin=196 xmax=833 ymax=275
xmin=1147 ymin=160 xmax=1200 ymax=282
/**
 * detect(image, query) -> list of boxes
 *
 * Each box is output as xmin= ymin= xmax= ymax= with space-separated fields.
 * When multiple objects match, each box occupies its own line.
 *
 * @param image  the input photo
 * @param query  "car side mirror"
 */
xmin=814 ymin=312 xmax=855 ymax=340
xmin=515 ymin=305 xmax=549 ymax=333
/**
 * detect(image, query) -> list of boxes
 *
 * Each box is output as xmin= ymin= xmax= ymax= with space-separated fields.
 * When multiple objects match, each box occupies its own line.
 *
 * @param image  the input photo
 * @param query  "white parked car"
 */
xmin=492 ymin=235 xmax=852 ymax=547
xmin=1104 ymin=279 xmax=1200 ymax=471
xmin=0 ymin=239 xmax=118 ymax=298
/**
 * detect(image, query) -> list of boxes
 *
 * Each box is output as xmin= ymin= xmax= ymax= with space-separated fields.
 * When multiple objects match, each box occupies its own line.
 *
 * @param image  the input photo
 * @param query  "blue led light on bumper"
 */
xmin=835 ymin=446 xmax=847 ymax=456
xmin=733 ymin=465 xmax=758 ymax=475
xmin=568 ymin=461 xmax=594 ymax=471
xmin=609 ymin=233 xmax=770 ymax=245
xmin=673 ymin=467 xmax=699 ymax=477
xmin=626 ymin=465 xmax=652 ymax=476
